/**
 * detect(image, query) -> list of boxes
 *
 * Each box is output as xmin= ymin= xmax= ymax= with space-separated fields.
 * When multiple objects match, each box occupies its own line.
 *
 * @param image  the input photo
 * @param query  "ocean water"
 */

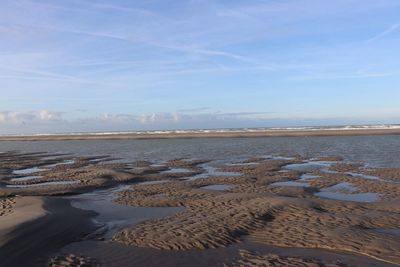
xmin=0 ymin=135 xmax=400 ymax=167
xmin=3 ymin=124 xmax=400 ymax=137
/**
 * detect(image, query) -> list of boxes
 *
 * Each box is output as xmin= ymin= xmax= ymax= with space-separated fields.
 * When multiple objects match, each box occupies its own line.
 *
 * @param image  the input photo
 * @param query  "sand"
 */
xmin=1 ymin=152 xmax=400 ymax=266
xmin=0 ymin=196 xmax=46 ymax=247
xmin=248 ymin=201 xmax=400 ymax=265
xmin=230 ymin=249 xmax=346 ymax=267
xmin=112 ymin=157 xmax=400 ymax=265
xmin=363 ymin=168 xmax=400 ymax=182
xmin=0 ymin=153 xmax=205 ymax=197
xmin=0 ymin=197 xmax=97 ymax=267
xmin=48 ymin=254 xmax=98 ymax=267
xmin=0 ymin=197 xmax=15 ymax=217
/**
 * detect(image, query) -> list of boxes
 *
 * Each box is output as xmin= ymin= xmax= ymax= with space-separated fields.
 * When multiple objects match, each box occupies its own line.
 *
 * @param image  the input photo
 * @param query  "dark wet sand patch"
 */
xmin=59 ymin=238 xmax=397 ymax=267
xmin=0 ymin=197 xmax=97 ymax=267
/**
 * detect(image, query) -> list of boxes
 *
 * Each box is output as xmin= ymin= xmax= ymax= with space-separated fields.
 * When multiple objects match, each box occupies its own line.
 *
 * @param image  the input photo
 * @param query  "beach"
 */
xmin=1 ymin=136 xmax=400 ymax=266
xmin=3 ymin=0 xmax=400 ymax=265
xmin=1 ymin=127 xmax=400 ymax=141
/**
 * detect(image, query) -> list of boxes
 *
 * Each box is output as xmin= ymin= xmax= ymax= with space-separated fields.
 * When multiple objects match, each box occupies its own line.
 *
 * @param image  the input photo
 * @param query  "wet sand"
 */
xmin=113 ymin=158 xmax=400 ymax=265
xmin=1 ymin=128 xmax=400 ymax=141
xmin=0 ymin=196 xmax=45 ymax=247
xmin=1 ymin=152 xmax=400 ymax=266
xmin=0 ymin=197 xmax=97 ymax=267
xmin=60 ymin=238 xmax=394 ymax=267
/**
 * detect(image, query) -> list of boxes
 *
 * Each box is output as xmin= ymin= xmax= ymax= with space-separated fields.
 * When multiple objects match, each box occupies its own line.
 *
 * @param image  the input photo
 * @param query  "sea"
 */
xmin=1 ymin=134 xmax=400 ymax=167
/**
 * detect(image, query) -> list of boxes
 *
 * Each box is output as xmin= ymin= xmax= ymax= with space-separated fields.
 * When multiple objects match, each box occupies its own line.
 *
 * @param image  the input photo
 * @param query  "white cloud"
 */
xmin=0 ymin=109 xmax=399 ymax=135
xmin=39 ymin=110 xmax=62 ymax=121
xmin=0 ymin=111 xmax=35 ymax=125
xmin=137 ymin=113 xmax=181 ymax=124
xmin=0 ymin=110 xmax=277 ymax=134
xmin=0 ymin=110 xmax=60 ymax=125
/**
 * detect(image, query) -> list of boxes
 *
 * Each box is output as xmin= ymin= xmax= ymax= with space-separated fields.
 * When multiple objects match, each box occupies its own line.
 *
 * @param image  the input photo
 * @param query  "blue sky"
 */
xmin=1 ymin=0 xmax=400 ymax=133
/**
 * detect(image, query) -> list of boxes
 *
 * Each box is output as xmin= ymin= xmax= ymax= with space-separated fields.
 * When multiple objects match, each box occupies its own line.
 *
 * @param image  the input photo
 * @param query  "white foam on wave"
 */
xmin=2 ymin=124 xmax=400 ymax=137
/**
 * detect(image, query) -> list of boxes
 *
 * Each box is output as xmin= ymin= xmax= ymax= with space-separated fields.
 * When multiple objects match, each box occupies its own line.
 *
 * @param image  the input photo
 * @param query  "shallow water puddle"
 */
xmin=149 ymin=164 xmax=166 ymax=168
xmin=69 ymin=183 xmax=185 ymax=239
xmin=299 ymin=174 xmax=320 ymax=181
xmin=7 ymin=180 xmax=80 ymax=188
xmin=225 ymin=162 xmax=259 ymax=166
xmin=200 ymin=184 xmax=234 ymax=191
xmin=12 ymin=166 xmax=48 ymax=175
xmin=315 ymin=182 xmax=379 ymax=202
xmin=45 ymin=159 xmax=75 ymax=168
xmin=346 ymin=172 xmax=380 ymax=180
xmin=89 ymin=158 xmax=108 ymax=163
xmin=325 ymin=182 xmax=357 ymax=193
xmin=136 ymin=180 xmax=170 ymax=186
xmin=10 ymin=175 xmax=43 ymax=182
xmin=12 ymin=160 xmax=75 ymax=176
xmin=264 ymin=155 xmax=296 ymax=160
xmin=162 ymin=168 xmax=193 ymax=174
xmin=283 ymin=161 xmax=334 ymax=172
xmin=315 ymin=191 xmax=379 ymax=202
xmin=188 ymin=163 xmax=241 ymax=180
xmin=271 ymin=181 xmax=310 ymax=187
xmin=373 ymin=229 xmax=400 ymax=237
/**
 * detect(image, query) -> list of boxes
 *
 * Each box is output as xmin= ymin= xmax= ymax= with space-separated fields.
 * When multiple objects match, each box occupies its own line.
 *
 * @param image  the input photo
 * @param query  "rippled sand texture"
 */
xmin=229 ymin=249 xmax=345 ymax=267
xmin=2 ymin=151 xmax=400 ymax=265
xmin=115 ymin=192 xmax=281 ymax=250
xmin=0 ymin=152 xmax=204 ymax=196
xmin=248 ymin=201 xmax=400 ymax=265
xmin=113 ymin=157 xmax=400 ymax=265
xmin=48 ymin=254 xmax=98 ymax=267
xmin=0 ymin=197 xmax=15 ymax=217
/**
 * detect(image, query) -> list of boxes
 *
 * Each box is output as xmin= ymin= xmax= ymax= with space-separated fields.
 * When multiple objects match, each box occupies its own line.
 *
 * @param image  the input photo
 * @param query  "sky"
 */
xmin=1 ymin=0 xmax=400 ymax=134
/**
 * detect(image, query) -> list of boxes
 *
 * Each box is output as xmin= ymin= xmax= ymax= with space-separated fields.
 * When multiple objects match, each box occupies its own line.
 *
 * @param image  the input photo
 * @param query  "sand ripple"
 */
xmin=113 ymin=157 xmax=400 ymax=265
xmin=114 ymin=191 xmax=282 ymax=250
xmin=48 ymin=254 xmax=98 ymax=267
xmin=0 ymin=197 xmax=15 ymax=217
xmin=229 ymin=249 xmax=344 ymax=267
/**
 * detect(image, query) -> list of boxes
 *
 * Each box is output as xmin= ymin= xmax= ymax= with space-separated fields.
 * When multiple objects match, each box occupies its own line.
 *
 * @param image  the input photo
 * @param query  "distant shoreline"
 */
xmin=1 ymin=128 xmax=400 ymax=141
